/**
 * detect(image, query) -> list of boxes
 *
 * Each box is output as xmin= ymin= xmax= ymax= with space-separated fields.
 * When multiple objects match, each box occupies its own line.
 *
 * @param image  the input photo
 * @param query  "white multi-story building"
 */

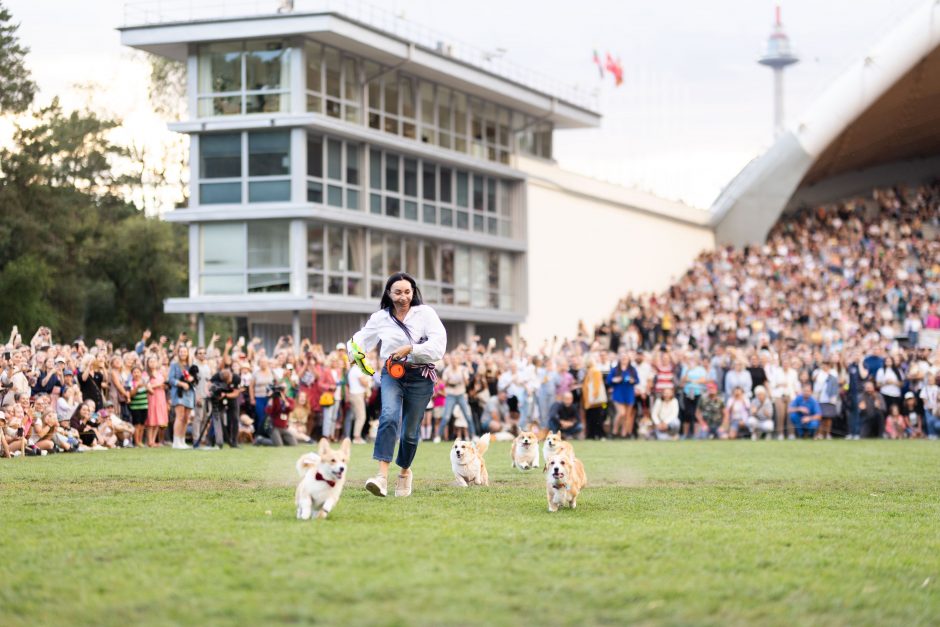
xmin=120 ymin=2 xmax=714 ymax=348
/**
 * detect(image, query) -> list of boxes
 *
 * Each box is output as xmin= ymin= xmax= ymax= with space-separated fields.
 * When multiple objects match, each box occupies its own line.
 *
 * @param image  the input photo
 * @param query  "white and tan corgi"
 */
xmin=544 ymin=452 xmax=587 ymax=512
xmin=450 ymin=432 xmax=491 ymax=487
xmin=295 ymin=438 xmax=351 ymax=520
xmin=510 ymin=430 xmax=540 ymax=470
xmin=542 ymin=431 xmax=575 ymax=465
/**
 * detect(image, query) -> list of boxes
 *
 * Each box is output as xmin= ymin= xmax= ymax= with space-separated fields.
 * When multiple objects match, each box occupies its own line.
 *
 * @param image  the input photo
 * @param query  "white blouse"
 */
xmin=351 ymin=305 xmax=447 ymax=365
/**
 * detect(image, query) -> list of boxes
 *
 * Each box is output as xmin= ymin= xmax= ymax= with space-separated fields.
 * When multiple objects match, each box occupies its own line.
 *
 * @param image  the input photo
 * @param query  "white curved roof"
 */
xmin=712 ymin=0 xmax=940 ymax=246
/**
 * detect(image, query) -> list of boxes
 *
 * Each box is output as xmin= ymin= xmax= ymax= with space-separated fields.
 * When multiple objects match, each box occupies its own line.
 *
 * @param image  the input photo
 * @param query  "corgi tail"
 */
xmin=296 ymin=453 xmax=320 ymax=477
xmin=476 ymin=432 xmax=491 ymax=457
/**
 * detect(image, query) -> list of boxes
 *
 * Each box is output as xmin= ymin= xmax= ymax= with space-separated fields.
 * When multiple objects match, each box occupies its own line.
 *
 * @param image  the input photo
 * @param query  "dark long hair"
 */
xmin=379 ymin=272 xmax=423 ymax=310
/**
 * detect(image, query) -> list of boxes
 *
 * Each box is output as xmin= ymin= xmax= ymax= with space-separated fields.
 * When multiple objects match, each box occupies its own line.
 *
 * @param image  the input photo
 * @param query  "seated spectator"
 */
xmin=789 ymin=383 xmax=822 ymax=439
xmin=263 ymin=390 xmax=296 ymax=447
xmin=650 ymin=386 xmax=680 ymax=440
xmin=547 ymin=392 xmax=583 ymax=439
xmin=747 ymin=386 xmax=775 ymax=440
xmin=858 ymin=380 xmax=887 ymax=439
xmin=289 ymin=391 xmax=313 ymax=444
xmin=483 ymin=389 xmax=513 ymax=435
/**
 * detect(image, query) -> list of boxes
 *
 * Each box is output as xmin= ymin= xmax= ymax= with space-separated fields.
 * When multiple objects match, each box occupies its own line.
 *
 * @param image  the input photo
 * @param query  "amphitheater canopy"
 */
xmin=712 ymin=0 xmax=940 ymax=247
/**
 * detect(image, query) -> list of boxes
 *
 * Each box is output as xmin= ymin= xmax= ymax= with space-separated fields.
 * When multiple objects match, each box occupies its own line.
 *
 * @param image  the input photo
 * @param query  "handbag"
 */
xmin=319 ymin=391 xmax=335 ymax=407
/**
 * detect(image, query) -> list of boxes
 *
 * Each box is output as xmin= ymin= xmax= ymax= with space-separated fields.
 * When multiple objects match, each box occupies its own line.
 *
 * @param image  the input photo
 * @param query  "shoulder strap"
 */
xmin=387 ymin=308 xmax=415 ymax=344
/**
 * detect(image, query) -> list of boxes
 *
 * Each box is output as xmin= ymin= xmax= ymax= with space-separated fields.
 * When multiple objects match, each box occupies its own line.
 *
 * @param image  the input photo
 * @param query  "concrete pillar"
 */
xmin=466 ymin=322 xmax=476 ymax=344
xmin=197 ymin=313 xmax=205 ymax=346
xmin=292 ymin=310 xmax=301 ymax=350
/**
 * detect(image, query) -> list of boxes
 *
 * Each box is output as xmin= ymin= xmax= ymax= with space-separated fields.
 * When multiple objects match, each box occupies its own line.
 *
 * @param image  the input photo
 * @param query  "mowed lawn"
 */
xmin=2 ymin=440 xmax=939 ymax=626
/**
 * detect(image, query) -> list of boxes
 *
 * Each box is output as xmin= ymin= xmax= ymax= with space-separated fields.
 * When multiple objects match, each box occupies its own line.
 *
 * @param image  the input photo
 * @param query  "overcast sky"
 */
xmin=3 ymin=0 xmax=927 ymax=208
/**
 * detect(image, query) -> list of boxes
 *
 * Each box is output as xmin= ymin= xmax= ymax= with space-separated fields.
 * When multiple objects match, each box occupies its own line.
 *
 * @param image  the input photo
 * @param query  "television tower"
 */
xmin=758 ymin=5 xmax=799 ymax=136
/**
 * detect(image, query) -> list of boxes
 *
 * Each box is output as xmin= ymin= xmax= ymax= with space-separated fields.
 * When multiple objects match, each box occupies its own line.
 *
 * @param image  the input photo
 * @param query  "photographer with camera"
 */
xmin=264 ymin=383 xmax=296 ymax=447
xmin=201 ymin=367 xmax=240 ymax=448
xmin=168 ymin=345 xmax=197 ymax=449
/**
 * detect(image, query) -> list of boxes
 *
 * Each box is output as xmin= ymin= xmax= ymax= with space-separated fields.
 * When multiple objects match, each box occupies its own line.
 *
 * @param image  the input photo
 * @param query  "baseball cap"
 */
xmin=63 ymin=369 xmax=74 ymax=376
xmin=54 ymin=356 xmax=66 ymax=364
xmin=335 ymin=342 xmax=346 ymax=350
xmin=904 ymin=391 xmax=915 ymax=399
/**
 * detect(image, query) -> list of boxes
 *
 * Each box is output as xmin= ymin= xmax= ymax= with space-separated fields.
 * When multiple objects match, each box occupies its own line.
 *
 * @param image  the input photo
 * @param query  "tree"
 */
xmin=0 ymin=0 xmax=36 ymax=114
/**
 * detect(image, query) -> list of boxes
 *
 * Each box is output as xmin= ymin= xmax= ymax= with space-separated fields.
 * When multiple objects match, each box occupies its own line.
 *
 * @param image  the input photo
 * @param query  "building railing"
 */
xmin=123 ymin=0 xmax=599 ymax=113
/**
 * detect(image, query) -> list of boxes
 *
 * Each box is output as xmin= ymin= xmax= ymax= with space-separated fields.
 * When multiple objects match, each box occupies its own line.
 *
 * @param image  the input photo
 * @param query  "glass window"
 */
xmin=202 ymin=223 xmax=245 ymax=272
xmin=437 ymin=86 xmax=451 ymax=130
xmin=200 ymin=182 xmax=241 ymax=204
xmin=422 ymin=163 xmax=436 ymax=201
xmin=370 ymin=232 xmax=383 ymax=276
xmin=347 ymin=189 xmax=360 ymax=210
xmin=248 ymin=180 xmax=290 ymax=202
xmin=400 ymin=76 xmax=415 ymax=120
xmin=247 ymin=221 xmax=289 ymax=269
xmin=366 ymin=62 xmax=381 ymax=109
xmin=456 ymin=172 xmax=468 ymax=207
xmin=471 ymin=249 xmax=488 ymax=307
xmin=202 ymin=275 xmax=244 ymax=295
xmin=199 ymin=42 xmax=242 ymax=94
xmin=487 ymin=178 xmax=496 ymax=212
xmin=423 ymin=242 xmax=438 ymax=281
xmin=403 ymin=158 xmax=417 ymax=197
xmin=327 ymin=185 xmax=343 ymax=207
xmin=346 ymin=144 xmax=359 ymax=185
xmin=405 ymin=240 xmax=418 ymax=274
xmin=404 ymin=200 xmax=418 ymax=221
xmin=343 ymin=57 xmax=359 ymax=103
xmin=307 ymin=135 xmax=323 ymax=178
xmin=385 ymin=154 xmax=399 ymax=192
xmin=248 ymin=131 xmax=290 ymax=176
xmin=386 ymin=235 xmax=401 ymax=273
xmin=248 ymin=272 xmax=289 ymax=293
xmin=327 ymin=139 xmax=342 ymax=180
xmin=385 ymin=197 xmax=400 ymax=218
xmin=347 ymin=228 xmax=364 ymax=274
xmin=201 ymin=134 xmax=241 ymax=178
xmin=473 ymin=174 xmax=484 ymax=210
xmin=307 ymin=180 xmax=323 ymax=203
xmin=370 ymin=149 xmax=382 ymax=189
xmin=439 ymin=168 xmax=452 ymax=203
xmin=245 ymin=40 xmax=288 ymax=92
xmin=323 ymin=225 xmax=341 ymax=273
xmin=324 ymin=48 xmax=341 ymax=99
xmin=422 ymin=204 xmax=436 ymax=225
xmin=453 ymin=92 xmax=468 ymax=152
xmin=384 ymin=78 xmax=398 ymax=116
xmin=306 ymin=43 xmax=322 ymax=94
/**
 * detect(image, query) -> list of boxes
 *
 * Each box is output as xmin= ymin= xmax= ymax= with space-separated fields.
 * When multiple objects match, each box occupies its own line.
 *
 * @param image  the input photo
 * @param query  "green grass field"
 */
xmin=3 ymin=440 xmax=939 ymax=626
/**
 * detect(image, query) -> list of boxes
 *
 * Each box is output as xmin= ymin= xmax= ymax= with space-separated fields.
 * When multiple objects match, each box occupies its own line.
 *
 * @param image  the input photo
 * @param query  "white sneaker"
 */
xmin=787 ymin=434 xmax=796 ymax=440
xmin=395 ymin=471 xmax=413 ymax=497
xmin=433 ymin=436 xmax=441 ymax=444
xmin=365 ymin=475 xmax=388 ymax=497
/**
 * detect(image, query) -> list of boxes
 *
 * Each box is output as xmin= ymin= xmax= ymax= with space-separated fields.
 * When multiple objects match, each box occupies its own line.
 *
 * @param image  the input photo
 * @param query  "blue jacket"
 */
xmin=789 ymin=394 xmax=821 ymax=421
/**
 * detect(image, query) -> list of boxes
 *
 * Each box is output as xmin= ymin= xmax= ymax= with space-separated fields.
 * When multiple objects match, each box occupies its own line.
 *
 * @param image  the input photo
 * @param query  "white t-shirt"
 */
xmin=347 ymin=364 xmax=367 ymax=395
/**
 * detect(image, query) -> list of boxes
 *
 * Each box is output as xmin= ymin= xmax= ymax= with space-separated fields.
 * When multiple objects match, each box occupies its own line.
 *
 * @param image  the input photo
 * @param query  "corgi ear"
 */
xmin=318 ymin=438 xmax=331 ymax=455
xmin=340 ymin=437 xmax=351 ymax=456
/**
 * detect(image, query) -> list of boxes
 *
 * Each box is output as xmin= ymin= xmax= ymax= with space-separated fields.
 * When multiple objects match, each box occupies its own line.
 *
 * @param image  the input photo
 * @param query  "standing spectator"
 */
xmin=145 ymin=356 xmax=168 ymax=447
xmin=606 ymin=352 xmax=638 ymax=438
xmin=168 ymin=345 xmax=195 ymax=450
xmin=344 ymin=362 xmax=370 ymax=444
xmin=436 ymin=352 xmax=474 ymax=442
xmin=318 ymin=355 xmax=340 ymax=441
xmin=534 ymin=356 xmax=560 ymax=428
xmin=768 ymin=356 xmax=800 ymax=440
xmin=920 ymin=372 xmax=939 ymax=439
xmin=678 ymin=352 xmax=707 ymax=439
xmin=190 ymin=346 xmax=213 ymax=449
xmin=812 ymin=359 xmax=840 ymax=440
xmin=789 ymin=383 xmax=821 ymax=439
xmin=127 ymin=365 xmax=149 ymax=448
xmin=582 ymin=357 xmax=608 ymax=439
xmin=844 ymin=352 xmax=867 ymax=440
xmin=249 ymin=357 xmax=275 ymax=440
xmin=724 ymin=361 xmax=753 ymax=402
xmin=875 ymin=356 xmax=903 ymax=413
xmin=78 ymin=353 xmax=105 ymax=411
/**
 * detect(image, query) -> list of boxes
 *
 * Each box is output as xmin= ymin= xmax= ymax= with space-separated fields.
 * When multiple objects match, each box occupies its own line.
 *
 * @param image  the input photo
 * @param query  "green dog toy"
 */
xmin=348 ymin=339 xmax=375 ymax=376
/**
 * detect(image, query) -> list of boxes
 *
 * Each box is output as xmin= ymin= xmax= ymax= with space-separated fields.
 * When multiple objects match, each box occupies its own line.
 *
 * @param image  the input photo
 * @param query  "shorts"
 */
xmin=130 ymin=408 xmax=148 ymax=426
xmin=820 ymin=403 xmax=838 ymax=419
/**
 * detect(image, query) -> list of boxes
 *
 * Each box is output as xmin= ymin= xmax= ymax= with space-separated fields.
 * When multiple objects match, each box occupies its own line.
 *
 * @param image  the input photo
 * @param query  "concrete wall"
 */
xmin=519 ymin=158 xmax=714 ymax=345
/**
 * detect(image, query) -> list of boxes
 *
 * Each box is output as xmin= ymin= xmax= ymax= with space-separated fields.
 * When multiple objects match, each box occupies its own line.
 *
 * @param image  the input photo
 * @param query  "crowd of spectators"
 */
xmin=3 ymin=183 xmax=940 ymax=458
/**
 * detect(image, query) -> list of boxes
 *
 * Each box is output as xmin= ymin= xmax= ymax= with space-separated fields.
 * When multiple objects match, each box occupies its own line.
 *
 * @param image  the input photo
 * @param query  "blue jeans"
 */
xmin=925 ymin=410 xmax=940 ymax=437
xmin=847 ymin=397 xmax=861 ymax=437
xmin=548 ymin=416 xmax=583 ymax=438
xmin=374 ymin=368 xmax=434 ymax=468
xmin=253 ymin=397 xmax=269 ymax=435
xmin=438 ymin=394 xmax=475 ymax=439
xmin=792 ymin=416 xmax=819 ymax=438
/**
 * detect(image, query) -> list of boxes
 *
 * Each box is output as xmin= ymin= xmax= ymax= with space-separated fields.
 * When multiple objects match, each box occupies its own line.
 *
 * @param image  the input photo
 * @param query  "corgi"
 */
xmin=295 ymin=438 xmax=351 ymax=520
xmin=542 ymin=431 xmax=575 ymax=465
xmin=450 ymin=432 xmax=491 ymax=487
xmin=510 ymin=430 xmax=540 ymax=470
xmin=544 ymin=452 xmax=587 ymax=512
